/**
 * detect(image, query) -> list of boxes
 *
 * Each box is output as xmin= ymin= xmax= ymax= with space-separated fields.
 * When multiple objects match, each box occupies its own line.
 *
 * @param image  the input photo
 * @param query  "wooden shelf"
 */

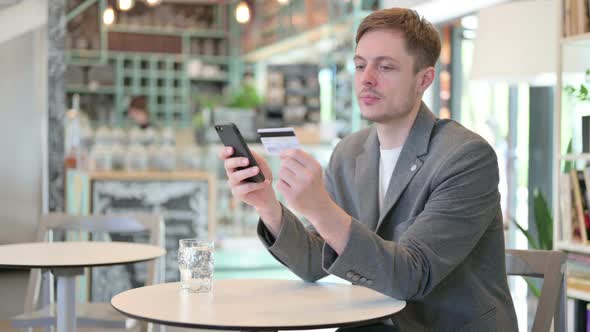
xmin=559 ymin=153 xmax=590 ymax=161
xmin=189 ymin=76 xmax=229 ymax=83
xmin=188 ymin=56 xmax=230 ymax=65
xmin=555 ymin=241 xmax=590 ymax=254
xmin=65 ymin=85 xmax=116 ymax=94
xmin=568 ymin=287 xmax=590 ymax=301
xmin=561 ymin=32 xmax=590 ymax=46
xmin=108 ymin=25 xmax=226 ymax=38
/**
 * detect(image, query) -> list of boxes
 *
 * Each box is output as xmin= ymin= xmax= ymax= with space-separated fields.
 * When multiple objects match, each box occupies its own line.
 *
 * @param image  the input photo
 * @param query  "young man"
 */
xmin=219 ymin=8 xmax=518 ymax=331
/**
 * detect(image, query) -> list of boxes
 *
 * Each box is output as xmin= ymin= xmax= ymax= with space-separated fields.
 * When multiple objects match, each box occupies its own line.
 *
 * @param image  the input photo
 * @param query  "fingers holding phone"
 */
xmin=217 ymin=140 xmax=275 ymax=209
xmin=218 ymin=145 xmax=283 ymax=233
xmin=216 ymin=123 xmax=283 ymax=233
xmin=215 ymin=123 xmax=264 ymax=183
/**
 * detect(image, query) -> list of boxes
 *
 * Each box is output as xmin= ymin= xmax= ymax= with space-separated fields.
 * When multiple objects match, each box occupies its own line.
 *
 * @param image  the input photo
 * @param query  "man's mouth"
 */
xmin=359 ymin=94 xmax=381 ymax=104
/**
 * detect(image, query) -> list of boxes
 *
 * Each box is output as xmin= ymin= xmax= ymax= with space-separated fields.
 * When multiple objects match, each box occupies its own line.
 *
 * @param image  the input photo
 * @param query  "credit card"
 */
xmin=257 ymin=127 xmax=300 ymax=155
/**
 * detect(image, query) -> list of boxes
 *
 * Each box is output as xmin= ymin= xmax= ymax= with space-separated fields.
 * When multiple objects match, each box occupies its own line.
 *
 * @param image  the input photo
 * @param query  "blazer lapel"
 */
xmin=376 ymin=103 xmax=437 ymax=230
xmin=355 ymin=129 xmax=381 ymax=231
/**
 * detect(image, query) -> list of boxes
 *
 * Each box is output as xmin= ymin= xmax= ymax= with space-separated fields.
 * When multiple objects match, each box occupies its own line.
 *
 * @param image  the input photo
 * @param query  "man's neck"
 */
xmin=376 ymin=100 xmax=422 ymax=149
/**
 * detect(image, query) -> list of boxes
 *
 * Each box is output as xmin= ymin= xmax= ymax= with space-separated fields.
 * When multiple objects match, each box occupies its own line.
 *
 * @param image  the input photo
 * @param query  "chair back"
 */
xmin=24 ymin=212 xmax=165 ymax=313
xmin=505 ymin=249 xmax=567 ymax=332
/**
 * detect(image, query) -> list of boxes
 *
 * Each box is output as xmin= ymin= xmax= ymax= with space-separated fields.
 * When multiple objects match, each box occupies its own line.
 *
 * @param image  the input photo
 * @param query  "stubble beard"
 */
xmin=360 ymin=90 xmax=418 ymax=125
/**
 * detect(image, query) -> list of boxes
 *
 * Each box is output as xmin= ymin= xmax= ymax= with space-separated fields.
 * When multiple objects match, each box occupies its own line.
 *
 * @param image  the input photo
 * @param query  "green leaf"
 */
xmin=563 ymin=139 xmax=573 ymax=173
xmin=511 ymin=219 xmax=540 ymax=250
xmin=565 ymin=85 xmax=576 ymax=96
xmin=580 ymin=84 xmax=588 ymax=97
xmin=533 ymin=189 xmax=553 ymax=250
xmin=524 ymin=277 xmax=541 ymax=297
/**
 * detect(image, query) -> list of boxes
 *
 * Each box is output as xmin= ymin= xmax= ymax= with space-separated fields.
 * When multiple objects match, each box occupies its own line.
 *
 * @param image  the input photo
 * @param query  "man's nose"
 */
xmin=362 ymin=66 xmax=377 ymax=87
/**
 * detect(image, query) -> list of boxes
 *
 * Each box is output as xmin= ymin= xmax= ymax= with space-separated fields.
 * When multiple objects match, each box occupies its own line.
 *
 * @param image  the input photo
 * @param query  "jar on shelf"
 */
xmin=125 ymin=144 xmax=148 ymax=171
xmin=179 ymin=145 xmax=201 ymax=170
xmin=128 ymin=127 xmax=143 ymax=146
xmin=157 ymin=145 xmax=177 ymax=171
xmin=64 ymin=95 xmax=82 ymax=170
xmin=111 ymin=143 xmax=126 ymax=171
xmin=88 ymin=144 xmax=112 ymax=171
xmin=141 ymin=127 xmax=158 ymax=146
xmin=147 ymin=144 xmax=160 ymax=170
xmin=95 ymin=126 xmax=113 ymax=146
xmin=160 ymin=127 xmax=176 ymax=146
xmin=111 ymin=127 xmax=126 ymax=146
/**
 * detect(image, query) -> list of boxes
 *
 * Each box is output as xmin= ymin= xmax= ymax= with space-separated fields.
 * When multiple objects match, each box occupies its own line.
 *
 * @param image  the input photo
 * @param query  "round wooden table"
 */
xmin=111 ymin=279 xmax=405 ymax=331
xmin=0 ymin=242 xmax=165 ymax=332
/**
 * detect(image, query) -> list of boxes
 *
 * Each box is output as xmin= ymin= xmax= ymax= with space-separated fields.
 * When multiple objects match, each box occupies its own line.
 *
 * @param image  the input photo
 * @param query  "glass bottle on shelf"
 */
xmin=64 ymin=94 xmax=82 ymax=170
xmin=126 ymin=144 xmax=148 ymax=171
xmin=88 ymin=125 xmax=113 ymax=172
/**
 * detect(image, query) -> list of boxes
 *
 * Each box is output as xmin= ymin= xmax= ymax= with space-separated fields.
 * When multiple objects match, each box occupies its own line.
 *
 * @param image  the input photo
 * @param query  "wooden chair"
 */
xmin=10 ymin=212 xmax=165 ymax=331
xmin=506 ymin=249 xmax=567 ymax=332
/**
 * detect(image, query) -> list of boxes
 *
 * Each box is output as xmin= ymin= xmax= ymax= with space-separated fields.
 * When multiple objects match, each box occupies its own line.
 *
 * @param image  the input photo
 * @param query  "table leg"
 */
xmin=54 ymin=268 xmax=83 ymax=332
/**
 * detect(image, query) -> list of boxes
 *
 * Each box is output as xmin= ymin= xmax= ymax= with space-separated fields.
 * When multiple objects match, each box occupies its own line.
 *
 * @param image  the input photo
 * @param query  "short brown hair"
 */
xmin=356 ymin=8 xmax=441 ymax=73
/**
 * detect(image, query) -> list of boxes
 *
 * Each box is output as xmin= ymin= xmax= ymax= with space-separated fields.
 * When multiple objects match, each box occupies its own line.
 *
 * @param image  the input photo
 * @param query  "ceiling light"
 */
xmin=277 ymin=0 xmax=289 ymax=4
xmin=103 ymin=6 xmax=115 ymax=26
xmin=117 ymin=0 xmax=134 ymax=11
xmin=235 ymin=1 xmax=250 ymax=24
xmin=145 ymin=0 xmax=162 ymax=6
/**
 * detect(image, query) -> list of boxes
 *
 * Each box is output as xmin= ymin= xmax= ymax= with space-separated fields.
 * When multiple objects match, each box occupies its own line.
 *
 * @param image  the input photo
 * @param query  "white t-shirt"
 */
xmin=379 ymin=147 xmax=402 ymax=211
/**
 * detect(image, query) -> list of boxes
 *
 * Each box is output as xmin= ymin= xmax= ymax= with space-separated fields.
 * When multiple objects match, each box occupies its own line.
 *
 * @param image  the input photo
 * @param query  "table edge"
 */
xmin=0 ymin=255 xmax=164 ymax=270
xmin=0 ymin=242 xmax=165 ymax=269
xmin=110 ymin=299 xmax=404 ymax=331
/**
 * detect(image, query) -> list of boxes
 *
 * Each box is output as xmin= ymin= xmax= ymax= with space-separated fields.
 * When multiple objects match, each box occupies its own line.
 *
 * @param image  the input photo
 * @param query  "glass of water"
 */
xmin=178 ymin=239 xmax=214 ymax=293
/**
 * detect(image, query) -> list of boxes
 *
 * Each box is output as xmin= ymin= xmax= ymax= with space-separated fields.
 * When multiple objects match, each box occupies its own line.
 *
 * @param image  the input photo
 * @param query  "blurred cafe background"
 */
xmin=1 ymin=0 xmax=590 ymax=330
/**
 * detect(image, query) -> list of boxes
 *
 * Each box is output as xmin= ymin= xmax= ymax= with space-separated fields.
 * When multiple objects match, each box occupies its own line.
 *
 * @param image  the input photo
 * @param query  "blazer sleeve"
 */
xmin=256 ymin=155 xmax=342 ymax=282
xmin=322 ymin=139 xmax=501 ymax=300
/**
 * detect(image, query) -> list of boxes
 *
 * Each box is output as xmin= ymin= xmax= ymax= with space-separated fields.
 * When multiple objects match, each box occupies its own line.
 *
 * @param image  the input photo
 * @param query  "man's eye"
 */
xmin=379 ymin=66 xmax=393 ymax=71
xmin=355 ymin=65 xmax=365 ymax=71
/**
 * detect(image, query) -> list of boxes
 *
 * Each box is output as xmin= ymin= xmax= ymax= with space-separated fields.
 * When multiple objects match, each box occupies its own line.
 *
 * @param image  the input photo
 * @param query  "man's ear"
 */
xmin=417 ymin=67 xmax=435 ymax=93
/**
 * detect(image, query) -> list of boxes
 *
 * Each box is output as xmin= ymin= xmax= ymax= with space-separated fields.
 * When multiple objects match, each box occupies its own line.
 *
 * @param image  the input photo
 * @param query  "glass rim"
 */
xmin=179 ymin=238 xmax=214 ymax=247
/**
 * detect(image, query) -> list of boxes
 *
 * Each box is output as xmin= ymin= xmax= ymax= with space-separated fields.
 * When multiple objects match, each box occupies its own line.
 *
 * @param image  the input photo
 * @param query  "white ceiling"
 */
xmin=383 ymin=0 xmax=513 ymax=24
xmin=0 ymin=0 xmax=46 ymax=45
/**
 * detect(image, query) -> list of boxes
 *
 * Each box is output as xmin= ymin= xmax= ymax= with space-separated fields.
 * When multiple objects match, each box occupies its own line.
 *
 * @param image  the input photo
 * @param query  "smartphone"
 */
xmin=215 ymin=123 xmax=265 ymax=183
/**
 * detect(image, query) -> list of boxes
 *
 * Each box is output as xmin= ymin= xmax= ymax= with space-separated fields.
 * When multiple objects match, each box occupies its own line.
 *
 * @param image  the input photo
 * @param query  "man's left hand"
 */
xmin=276 ymin=149 xmax=332 ymax=220
xmin=276 ymin=149 xmax=352 ymax=254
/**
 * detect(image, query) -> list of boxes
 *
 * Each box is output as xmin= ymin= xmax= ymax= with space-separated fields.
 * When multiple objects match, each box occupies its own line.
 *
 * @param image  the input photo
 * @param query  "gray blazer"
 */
xmin=258 ymin=103 xmax=518 ymax=331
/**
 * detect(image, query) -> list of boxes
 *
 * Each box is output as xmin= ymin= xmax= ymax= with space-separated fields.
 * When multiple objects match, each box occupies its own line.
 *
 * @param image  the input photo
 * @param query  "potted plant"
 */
xmin=512 ymin=190 xmax=553 ymax=297
xmin=564 ymin=69 xmax=590 ymax=103
xmin=512 ymin=141 xmax=573 ymax=296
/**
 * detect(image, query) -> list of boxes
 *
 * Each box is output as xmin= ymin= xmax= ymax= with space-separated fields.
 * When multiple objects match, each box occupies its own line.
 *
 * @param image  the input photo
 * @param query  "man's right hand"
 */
xmin=218 ymin=147 xmax=283 ymax=235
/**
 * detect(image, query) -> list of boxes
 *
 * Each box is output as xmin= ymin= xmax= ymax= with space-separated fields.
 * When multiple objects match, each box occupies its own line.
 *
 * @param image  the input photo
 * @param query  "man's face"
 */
xmin=354 ymin=29 xmax=422 ymax=124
